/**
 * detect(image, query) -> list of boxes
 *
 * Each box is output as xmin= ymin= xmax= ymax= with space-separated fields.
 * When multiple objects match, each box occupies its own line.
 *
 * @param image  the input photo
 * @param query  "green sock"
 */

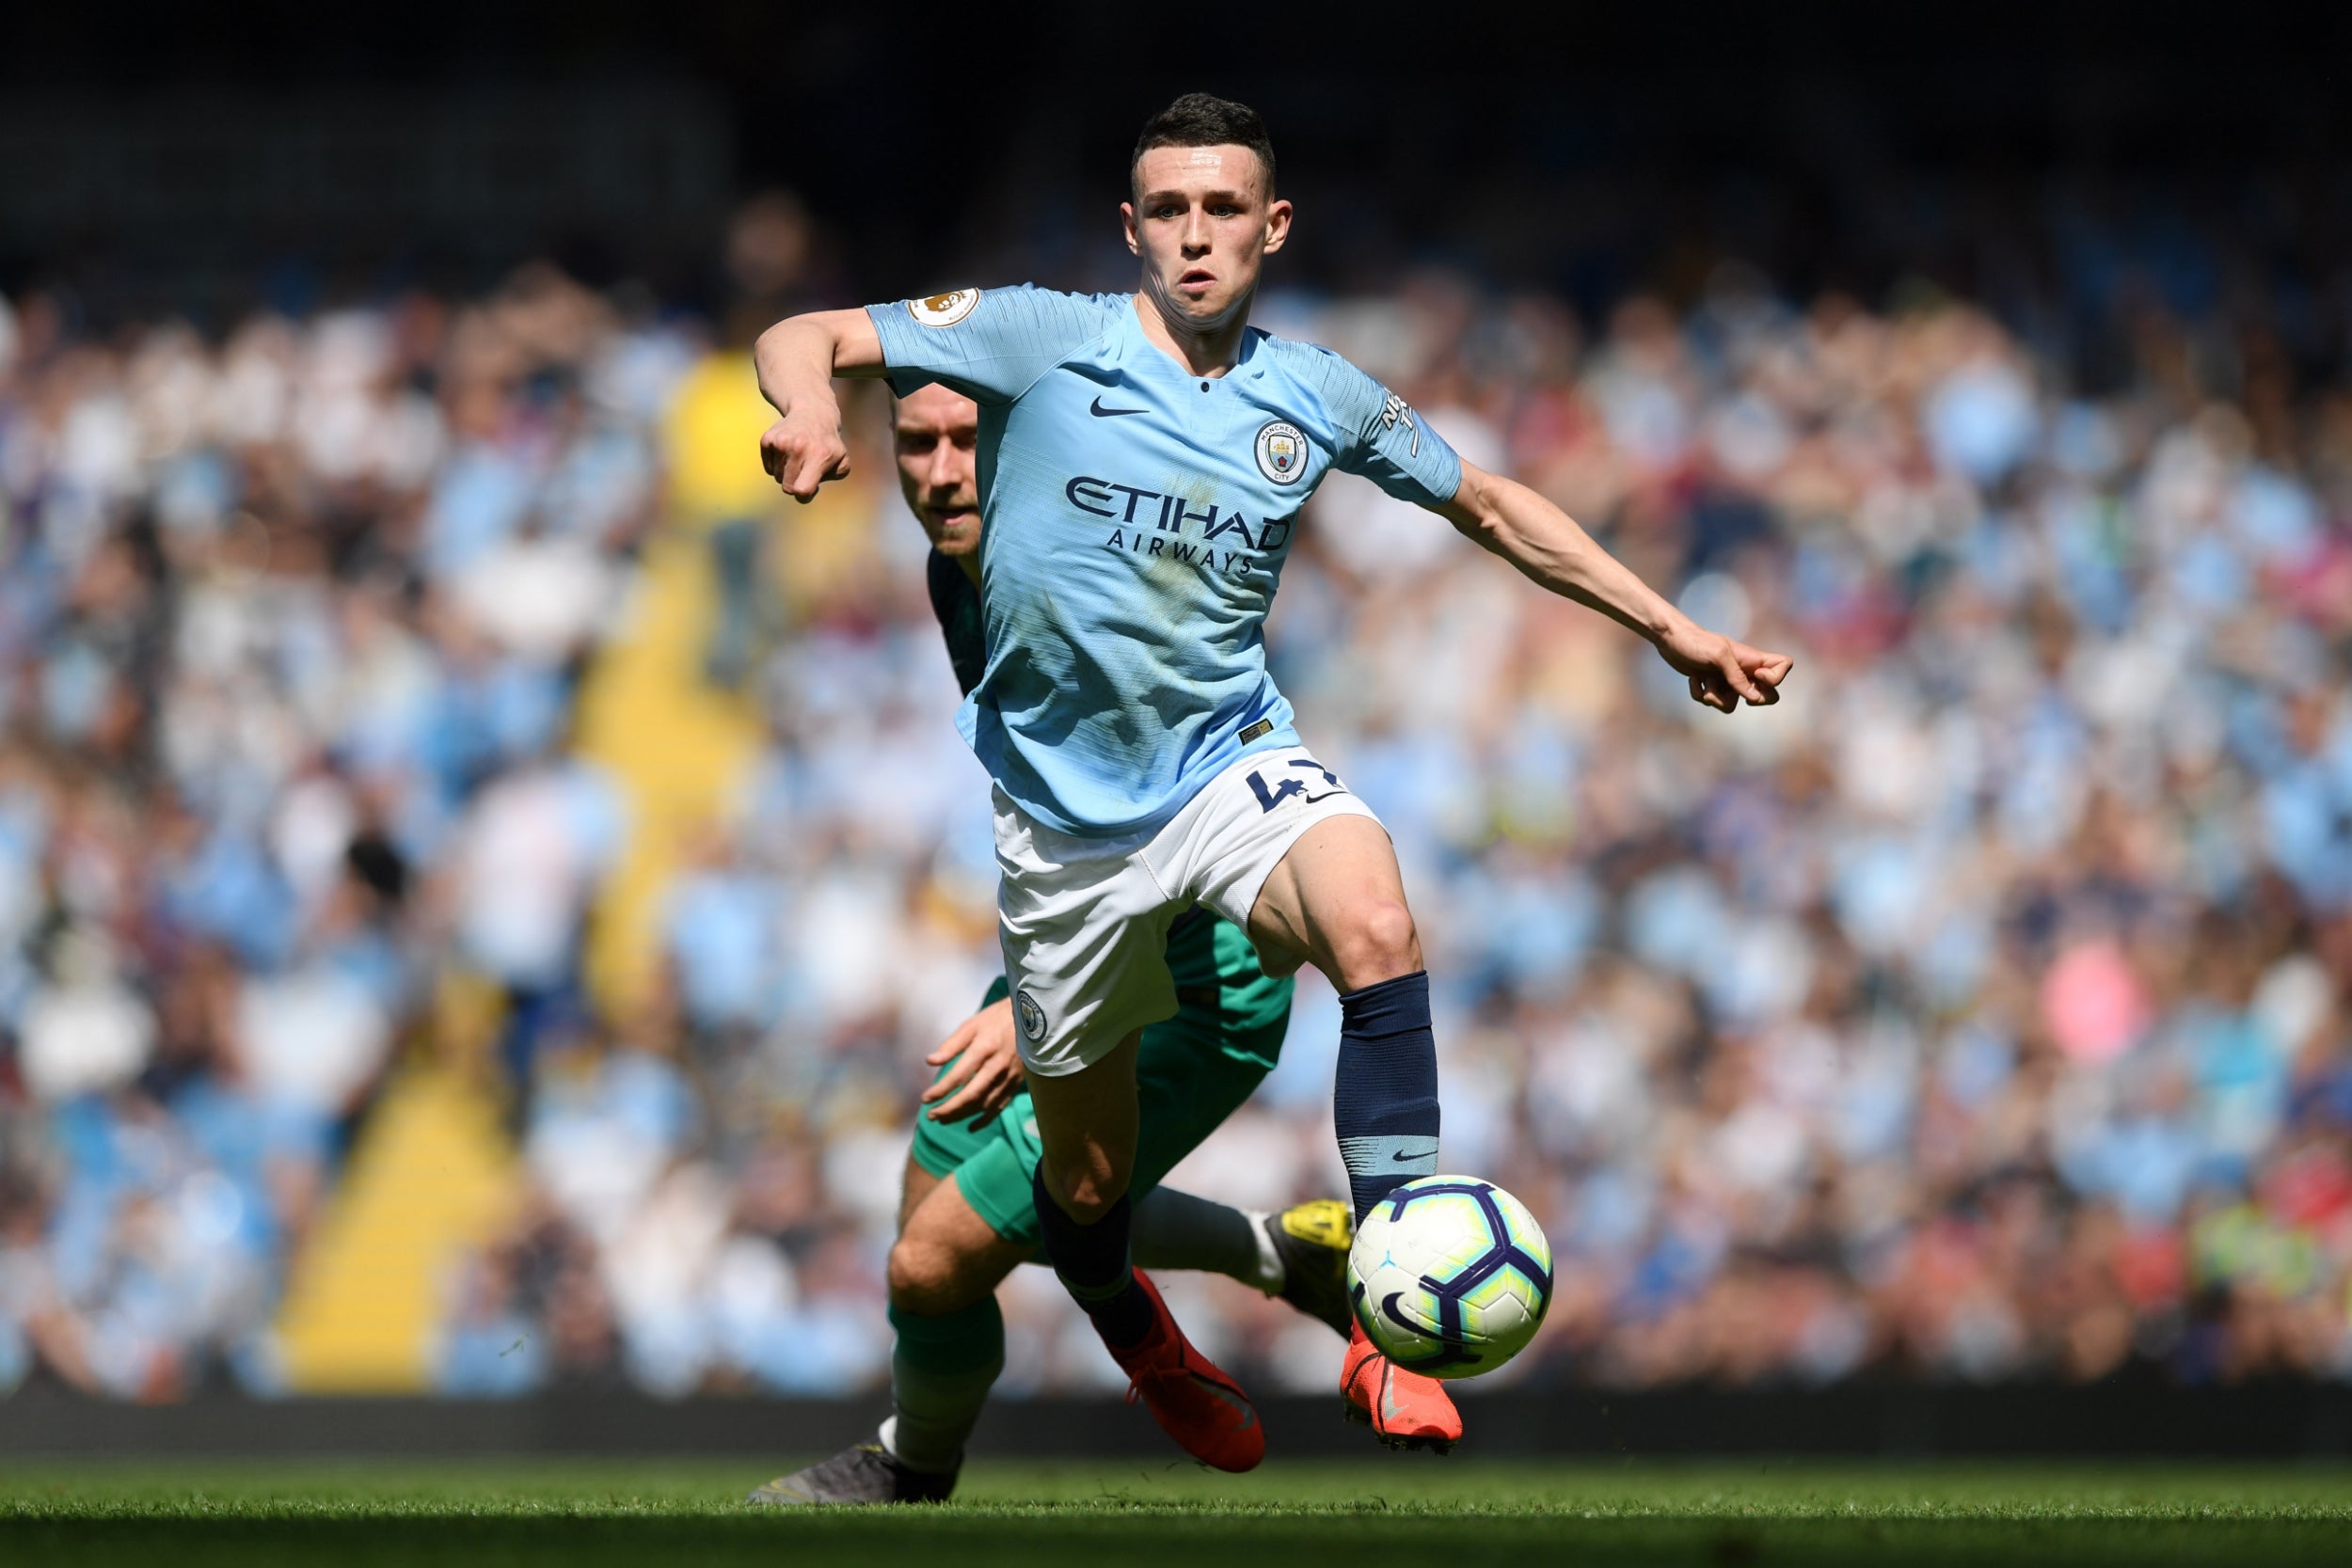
xmin=881 ymin=1297 xmax=1004 ymax=1475
xmin=1132 ymin=1187 xmax=1279 ymax=1290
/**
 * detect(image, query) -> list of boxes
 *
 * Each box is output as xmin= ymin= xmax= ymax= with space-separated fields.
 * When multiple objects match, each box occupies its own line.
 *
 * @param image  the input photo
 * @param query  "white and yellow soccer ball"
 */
xmin=1347 ymin=1175 xmax=1553 ymax=1379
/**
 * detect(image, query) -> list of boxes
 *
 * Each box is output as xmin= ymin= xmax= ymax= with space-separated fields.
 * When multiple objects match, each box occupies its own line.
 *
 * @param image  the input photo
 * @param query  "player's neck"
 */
xmin=954 ymin=549 xmax=981 ymax=589
xmin=1132 ymin=291 xmax=1251 ymax=379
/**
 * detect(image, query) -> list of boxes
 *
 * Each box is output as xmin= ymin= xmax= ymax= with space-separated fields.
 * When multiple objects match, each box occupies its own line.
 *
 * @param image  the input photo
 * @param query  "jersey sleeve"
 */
xmin=864 ymin=286 xmax=1115 ymax=405
xmin=1311 ymin=350 xmax=1465 ymax=507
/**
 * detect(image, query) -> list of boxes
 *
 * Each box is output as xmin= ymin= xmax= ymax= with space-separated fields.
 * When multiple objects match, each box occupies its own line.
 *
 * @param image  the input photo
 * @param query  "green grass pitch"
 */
xmin=6 ymin=1459 xmax=2352 ymax=1565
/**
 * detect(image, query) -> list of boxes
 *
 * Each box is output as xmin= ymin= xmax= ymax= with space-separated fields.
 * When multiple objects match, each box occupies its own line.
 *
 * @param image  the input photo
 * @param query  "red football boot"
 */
xmin=1104 ymin=1270 xmax=1264 ymax=1473
xmin=1342 ymin=1321 xmax=1463 ymax=1453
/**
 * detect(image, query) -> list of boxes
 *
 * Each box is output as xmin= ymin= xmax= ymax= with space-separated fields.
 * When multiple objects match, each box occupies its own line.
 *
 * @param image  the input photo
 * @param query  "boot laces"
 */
xmin=1124 ymin=1353 xmax=1189 ymax=1406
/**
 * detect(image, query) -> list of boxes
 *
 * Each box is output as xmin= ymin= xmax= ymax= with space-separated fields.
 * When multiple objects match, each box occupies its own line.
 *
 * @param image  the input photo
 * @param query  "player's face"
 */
xmin=893 ymin=385 xmax=982 ymax=557
xmin=1123 ymin=145 xmax=1291 ymax=333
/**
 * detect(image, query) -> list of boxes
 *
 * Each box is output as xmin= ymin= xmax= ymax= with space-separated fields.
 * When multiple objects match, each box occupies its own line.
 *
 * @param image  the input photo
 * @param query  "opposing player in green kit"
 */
xmin=746 ymin=381 xmax=1352 ymax=1507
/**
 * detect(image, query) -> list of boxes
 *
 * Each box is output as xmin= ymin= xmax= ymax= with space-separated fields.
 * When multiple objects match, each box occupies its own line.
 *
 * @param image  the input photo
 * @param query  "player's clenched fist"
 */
xmin=758 ymin=409 xmax=852 ymax=502
xmin=751 ymin=309 xmax=890 ymax=499
xmin=1656 ymin=621 xmax=1793 ymax=714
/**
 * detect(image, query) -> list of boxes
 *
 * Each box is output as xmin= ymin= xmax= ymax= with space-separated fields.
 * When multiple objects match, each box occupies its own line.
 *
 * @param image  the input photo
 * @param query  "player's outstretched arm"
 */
xmin=1438 ymin=460 xmax=1793 ymax=713
xmin=752 ymin=309 xmax=888 ymax=502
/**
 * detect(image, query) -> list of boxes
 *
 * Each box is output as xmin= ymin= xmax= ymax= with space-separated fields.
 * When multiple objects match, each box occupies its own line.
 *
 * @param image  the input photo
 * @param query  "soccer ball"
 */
xmin=1348 ymin=1175 xmax=1553 ymax=1379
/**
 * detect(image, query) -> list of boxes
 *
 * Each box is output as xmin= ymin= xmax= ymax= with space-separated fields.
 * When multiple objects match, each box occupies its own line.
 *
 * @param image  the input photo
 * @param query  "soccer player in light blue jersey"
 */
xmin=754 ymin=94 xmax=1791 ymax=1466
xmin=746 ymin=383 xmax=1355 ymax=1509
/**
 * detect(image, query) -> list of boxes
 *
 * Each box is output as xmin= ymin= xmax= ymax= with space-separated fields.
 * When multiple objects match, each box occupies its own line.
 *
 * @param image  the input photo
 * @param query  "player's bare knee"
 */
xmin=886 ymin=1233 xmax=954 ymax=1309
xmin=1332 ymin=898 xmax=1421 ymax=988
xmin=1044 ymin=1164 xmax=1127 ymax=1225
xmin=1051 ymin=1182 xmax=1119 ymax=1226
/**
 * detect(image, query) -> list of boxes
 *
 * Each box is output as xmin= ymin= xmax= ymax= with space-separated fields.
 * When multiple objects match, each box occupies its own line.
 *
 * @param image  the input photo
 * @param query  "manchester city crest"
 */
xmin=1015 ymin=989 xmax=1047 ymax=1041
xmin=1254 ymin=420 xmax=1309 ymax=485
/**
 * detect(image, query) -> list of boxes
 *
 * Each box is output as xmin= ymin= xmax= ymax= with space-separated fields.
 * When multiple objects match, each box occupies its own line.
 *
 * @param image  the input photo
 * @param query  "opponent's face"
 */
xmin=893 ymin=384 xmax=982 ymax=558
xmin=1123 ymin=144 xmax=1291 ymax=332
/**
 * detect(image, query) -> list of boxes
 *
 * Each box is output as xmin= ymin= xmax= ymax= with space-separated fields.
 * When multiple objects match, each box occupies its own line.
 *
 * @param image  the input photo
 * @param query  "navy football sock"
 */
xmin=1031 ymin=1166 xmax=1153 ymax=1349
xmin=1334 ymin=970 xmax=1440 ymax=1224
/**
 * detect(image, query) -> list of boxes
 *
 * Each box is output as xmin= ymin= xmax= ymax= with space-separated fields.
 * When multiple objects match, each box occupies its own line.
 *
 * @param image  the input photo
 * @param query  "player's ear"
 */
xmin=1121 ymin=200 xmax=1140 ymax=256
xmin=1262 ymin=198 xmax=1294 ymax=256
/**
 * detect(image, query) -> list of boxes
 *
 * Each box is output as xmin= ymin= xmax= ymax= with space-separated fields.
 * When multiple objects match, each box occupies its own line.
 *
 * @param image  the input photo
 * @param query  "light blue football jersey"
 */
xmin=866 ymin=286 xmax=1463 ymax=836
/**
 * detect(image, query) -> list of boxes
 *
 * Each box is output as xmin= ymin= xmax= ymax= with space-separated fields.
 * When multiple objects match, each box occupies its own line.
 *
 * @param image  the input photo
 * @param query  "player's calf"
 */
xmin=1245 ymin=816 xmax=1441 ymax=1217
xmin=865 ymin=1172 xmax=1031 ymax=1487
xmin=1030 ymin=1168 xmax=1154 ymax=1346
xmin=1333 ymin=970 xmax=1441 ymax=1222
xmin=1024 ymin=1031 xmax=1141 ymax=1226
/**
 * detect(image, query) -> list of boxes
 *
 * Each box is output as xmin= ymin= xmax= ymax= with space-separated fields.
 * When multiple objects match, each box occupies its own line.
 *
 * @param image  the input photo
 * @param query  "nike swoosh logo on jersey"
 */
xmin=1391 ymin=1148 xmax=1436 ymax=1163
xmin=1089 ymin=397 xmax=1148 ymax=418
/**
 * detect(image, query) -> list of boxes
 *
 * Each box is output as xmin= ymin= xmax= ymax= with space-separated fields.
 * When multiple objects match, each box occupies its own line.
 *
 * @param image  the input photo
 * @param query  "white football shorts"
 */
xmin=993 ymin=745 xmax=1384 ymax=1076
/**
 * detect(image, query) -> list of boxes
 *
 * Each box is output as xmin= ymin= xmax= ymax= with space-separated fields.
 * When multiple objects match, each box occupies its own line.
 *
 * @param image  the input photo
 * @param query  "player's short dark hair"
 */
xmin=1131 ymin=93 xmax=1277 ymax=199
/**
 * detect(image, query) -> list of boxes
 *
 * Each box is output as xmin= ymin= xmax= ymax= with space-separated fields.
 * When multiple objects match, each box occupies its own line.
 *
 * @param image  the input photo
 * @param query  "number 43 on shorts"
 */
xmin=1248 ymin=758 xmax=1348 ymax=814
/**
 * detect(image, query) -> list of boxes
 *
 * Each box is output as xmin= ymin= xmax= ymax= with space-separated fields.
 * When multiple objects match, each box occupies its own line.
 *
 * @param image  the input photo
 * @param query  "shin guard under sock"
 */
xmin=1030 ymin=1166 xmax=1152 ymax=1348
xmin=1334 ymin=970 xmax=1440 ymax=1223
xmin=882 ymin=1296 xmax=1003 ymax=1475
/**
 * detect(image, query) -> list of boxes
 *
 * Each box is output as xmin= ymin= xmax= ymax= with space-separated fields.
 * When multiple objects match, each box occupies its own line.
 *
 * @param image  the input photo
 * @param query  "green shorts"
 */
xmin=910 ymin=911 xmax=1293 ymax=1246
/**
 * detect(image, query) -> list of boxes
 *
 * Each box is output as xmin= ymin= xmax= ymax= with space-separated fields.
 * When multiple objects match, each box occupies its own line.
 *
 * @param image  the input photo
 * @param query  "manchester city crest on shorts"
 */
xmin=1254 ymin=420 xmax=1309 ymax=485
xmin=908 ymin=289 xmax=981 ymax=327
xmin=1015 ymin=989 xmax=1047 ymax=1042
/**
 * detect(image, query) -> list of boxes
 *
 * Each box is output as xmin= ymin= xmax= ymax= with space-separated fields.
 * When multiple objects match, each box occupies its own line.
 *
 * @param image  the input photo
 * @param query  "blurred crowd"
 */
xmin=8 ymin=198 xmax=2352 ymax=1402
xmin=0 ymin=264 xmax=686 ymax=1398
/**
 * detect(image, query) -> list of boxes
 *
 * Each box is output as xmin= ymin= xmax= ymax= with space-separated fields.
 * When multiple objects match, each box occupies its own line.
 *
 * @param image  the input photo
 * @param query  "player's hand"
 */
xmin=757 ymin=404 xmax=851 ymax=503
xmin=922 ymin=997 xmax=1025 ymax=1129
xmin=1655 ymin=617 xmax=1793 ymax=714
